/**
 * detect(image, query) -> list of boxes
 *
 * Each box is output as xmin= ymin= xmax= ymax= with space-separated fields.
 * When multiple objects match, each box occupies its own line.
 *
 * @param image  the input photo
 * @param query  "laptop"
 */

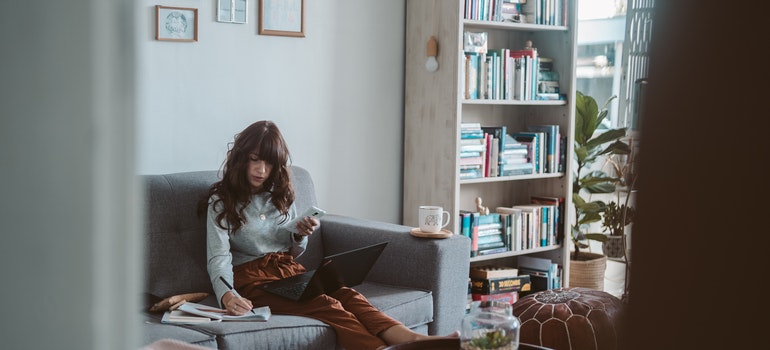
xmin=257 ymin=241 xmax=388 ymax=301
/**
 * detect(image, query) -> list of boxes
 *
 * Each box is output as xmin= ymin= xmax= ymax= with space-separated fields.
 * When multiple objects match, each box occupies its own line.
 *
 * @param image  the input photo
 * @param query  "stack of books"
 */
xmin=460 ymin=123 xmax=486 ymax=179
xmin=469 ymin=265 xmax=531 ymax=304
xmin=500 ymin=133 xmax=533 ymax=176
xmin=536 ymin=58 xmax=564 ymax=100
xmin=460 ymin=211 xmax=507 ymax=257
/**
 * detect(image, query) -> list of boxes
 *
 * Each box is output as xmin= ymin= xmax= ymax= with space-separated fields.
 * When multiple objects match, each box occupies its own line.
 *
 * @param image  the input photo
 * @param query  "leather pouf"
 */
xmin=512 ymin=288 xmax=624 ymax=350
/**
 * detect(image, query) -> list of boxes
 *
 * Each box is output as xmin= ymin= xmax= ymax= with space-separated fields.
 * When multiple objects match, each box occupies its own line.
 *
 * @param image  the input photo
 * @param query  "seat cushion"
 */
xmin=144 ymin=282 xmax=433 ymax=349
xmin=142 ymin=315 xmax=217 ymax=348
xmin=355 ymin=282 xmax=433 ymax=330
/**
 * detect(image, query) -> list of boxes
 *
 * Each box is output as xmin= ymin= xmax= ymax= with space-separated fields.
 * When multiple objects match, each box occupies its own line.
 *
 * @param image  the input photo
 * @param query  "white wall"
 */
xmin=136 ymin=0 xmax=406 ymax=223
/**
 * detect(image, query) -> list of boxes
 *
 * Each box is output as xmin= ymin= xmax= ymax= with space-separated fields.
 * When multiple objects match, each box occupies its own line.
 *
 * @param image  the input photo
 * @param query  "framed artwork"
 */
xmin=218 ymin=0 xmax=248 ymax=24
xmin=156 ymin=5 xmax=198 ymax=42
xmin=258 ymin=0 xmax=305 ymax=37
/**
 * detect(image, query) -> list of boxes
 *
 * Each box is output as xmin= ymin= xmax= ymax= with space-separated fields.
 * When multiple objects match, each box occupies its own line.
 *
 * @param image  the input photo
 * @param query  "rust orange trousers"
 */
xmin=233 ymin=252 xmax=401 ymax=350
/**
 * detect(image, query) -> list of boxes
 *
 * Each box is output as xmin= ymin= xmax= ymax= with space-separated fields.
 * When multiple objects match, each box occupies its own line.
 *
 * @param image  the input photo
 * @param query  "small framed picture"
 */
xmin=218 ymin=0 xmax=248 ymax=24
xmin=259 ymin=0 xmax=305 ymax=37
xmin=155 ymin=5 xmax=198 ymax=42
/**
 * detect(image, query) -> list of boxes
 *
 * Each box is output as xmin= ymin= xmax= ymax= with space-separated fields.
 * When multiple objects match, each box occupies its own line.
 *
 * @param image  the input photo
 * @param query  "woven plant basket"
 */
xmin=569 ymin=252 xmax=607 ymax=290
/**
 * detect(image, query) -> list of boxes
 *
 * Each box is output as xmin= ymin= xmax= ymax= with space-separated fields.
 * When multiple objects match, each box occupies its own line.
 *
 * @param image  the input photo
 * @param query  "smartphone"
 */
xmin=281 ymin=206 xmax=326 ymax=234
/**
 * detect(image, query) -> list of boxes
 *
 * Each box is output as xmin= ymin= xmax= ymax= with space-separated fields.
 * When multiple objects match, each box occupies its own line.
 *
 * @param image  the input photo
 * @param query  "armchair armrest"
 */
xmin=319 ymin=214 xmax=471 ymax=336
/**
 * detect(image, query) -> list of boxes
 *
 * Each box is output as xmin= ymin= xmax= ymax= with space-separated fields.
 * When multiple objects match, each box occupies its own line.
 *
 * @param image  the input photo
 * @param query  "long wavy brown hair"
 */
xmin=198 ymin=120 xmax=295 ymax=234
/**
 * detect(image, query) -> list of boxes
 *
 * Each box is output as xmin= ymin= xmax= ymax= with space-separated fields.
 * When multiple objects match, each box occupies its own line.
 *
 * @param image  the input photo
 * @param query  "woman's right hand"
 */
xmin=222 ymin=291 xmax=254 ymax=315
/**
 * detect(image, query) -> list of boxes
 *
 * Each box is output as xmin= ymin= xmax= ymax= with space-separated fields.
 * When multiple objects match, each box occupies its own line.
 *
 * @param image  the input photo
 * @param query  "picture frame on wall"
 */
xmin=258 ymin=0 xmax=305 ymax=37
xmin=218 ymin=0 xmax=248 ymax=24
xmin=155 ymin=5 xmax=198 ymax=42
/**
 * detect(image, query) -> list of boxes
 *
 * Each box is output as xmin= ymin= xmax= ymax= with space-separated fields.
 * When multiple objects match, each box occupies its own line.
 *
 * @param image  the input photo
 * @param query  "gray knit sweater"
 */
xmin=206 ymin=192 xmax=307 ymax=306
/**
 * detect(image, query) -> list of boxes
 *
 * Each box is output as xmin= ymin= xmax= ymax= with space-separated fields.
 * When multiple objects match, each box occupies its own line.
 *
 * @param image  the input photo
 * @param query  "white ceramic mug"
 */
xmin=419 ymin=206 xmax=450 ymax=233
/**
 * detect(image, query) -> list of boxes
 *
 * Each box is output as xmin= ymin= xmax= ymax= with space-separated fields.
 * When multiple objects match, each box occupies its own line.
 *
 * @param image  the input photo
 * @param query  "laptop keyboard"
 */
xmin=272 ymin=282 xmax=309 ymax=299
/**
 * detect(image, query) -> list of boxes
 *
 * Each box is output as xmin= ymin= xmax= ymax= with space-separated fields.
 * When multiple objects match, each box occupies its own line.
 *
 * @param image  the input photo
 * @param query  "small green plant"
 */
xmin=601 ymin=201 xmax=635 ymax=236
xmin=468 ymin=329 xmax=512 ymax=349
xmin=571 ymin=91 xmax=631 ymax=260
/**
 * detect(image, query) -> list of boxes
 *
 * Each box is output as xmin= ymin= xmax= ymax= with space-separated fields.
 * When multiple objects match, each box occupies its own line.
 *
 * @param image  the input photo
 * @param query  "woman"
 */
xmin=202 ymin=120 xmax=455 ymax=350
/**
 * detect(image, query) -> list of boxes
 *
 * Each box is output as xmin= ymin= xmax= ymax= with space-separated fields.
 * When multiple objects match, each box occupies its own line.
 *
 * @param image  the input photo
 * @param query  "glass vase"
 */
xmin=461 ymin=300 xmax=520 ymax=350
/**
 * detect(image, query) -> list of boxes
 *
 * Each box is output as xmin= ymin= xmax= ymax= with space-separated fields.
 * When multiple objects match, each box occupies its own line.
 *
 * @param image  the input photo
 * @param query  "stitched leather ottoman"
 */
xmin=512 ymin=287 xmax=624 ymax=350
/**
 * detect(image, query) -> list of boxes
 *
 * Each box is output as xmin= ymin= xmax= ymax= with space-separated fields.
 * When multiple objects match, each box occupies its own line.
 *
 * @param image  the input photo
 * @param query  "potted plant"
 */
xmin=600 ymin=200 xmax=635 ymax=258
xmin=569 ymin=91 xmax=630 ymax=290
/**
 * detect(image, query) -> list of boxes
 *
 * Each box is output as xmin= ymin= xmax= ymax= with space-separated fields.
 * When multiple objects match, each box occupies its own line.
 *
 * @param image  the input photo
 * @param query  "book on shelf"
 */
xmin=163 ymin=301 xmax=271 ymax=324
xmin=471 ymin=291 xmax=519 ymax=305
xmin=497 ymin=212 xmax=512 ymax=250
xmin=484 ymin=133 xmax=493 ymax=177
xmin=464 ymin=53 xmax=480 ymax=99
xmin=470 ymin=275 xmax=532 ymax=295
xmin=517 ymin=256 xmax=557 ymax=292
xmin=477 ymin=246 xmax=509 ymax=256
xmin=510 ymin=132 xmax=538 ymax=174
xmin=477 ymin=233 xmax=504 ymax=245
xmin=510 ymin=204 xmax=543 ymax=249
xmin=459 ymin=211 xmax=472 ymax=238
xmin=531 ymin=195 xmax=564 ymax=244
xmin=526 ymin=124 xmax=559 ymax=173
xmin=512 ymin=131 xmax=545 ymax=173
xmin=461 ymin=211 xmax=503 ymax=257
xmin=470 ymin=265 xmax=519 ymax=280
xmin=481 ymin=126 xmax=507 ymax=177
xmin=495 ymin=206 xmax=522 ymax=251
xmin=478 ymin=241 xmax=506 ymax=251
xmin=460 ymin=124 xmax=487 ymax=179
xmin=513 ymin=203 xmax=556 ymax=248
xmin=509 ymin=48 xmax=538 ymax=100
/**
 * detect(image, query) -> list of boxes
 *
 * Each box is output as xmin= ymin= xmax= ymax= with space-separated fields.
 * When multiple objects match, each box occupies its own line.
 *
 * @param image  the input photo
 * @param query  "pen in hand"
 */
xmin=219 ymin=276 xmax=256 ymax=315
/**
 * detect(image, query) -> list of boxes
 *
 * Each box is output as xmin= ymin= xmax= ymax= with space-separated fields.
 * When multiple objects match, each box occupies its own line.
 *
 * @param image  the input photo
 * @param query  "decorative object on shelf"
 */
xmin=155 ymin=5 xmax=198 ymax=42
xmin=512 ymin=287 xmax=625 ymax=350
xmin=570 ymin=91 xmax=630 ymax=288
xmin=461 ymin=300 xmax=520 ymax=350
xmin=258 ymin=0 xmax=305 ymax=37
xmin=475 ymin=197 xmax=490 ymax=216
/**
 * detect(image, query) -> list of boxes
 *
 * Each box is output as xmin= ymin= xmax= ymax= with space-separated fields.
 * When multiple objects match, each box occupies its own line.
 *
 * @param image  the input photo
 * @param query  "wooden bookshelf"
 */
xmin=403 ymin=0 xmax=577 ymax=286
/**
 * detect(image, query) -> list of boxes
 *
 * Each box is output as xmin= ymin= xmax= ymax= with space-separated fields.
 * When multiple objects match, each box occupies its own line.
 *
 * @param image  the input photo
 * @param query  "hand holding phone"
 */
xmin=281 ymin=206 xmax=326 ymax=234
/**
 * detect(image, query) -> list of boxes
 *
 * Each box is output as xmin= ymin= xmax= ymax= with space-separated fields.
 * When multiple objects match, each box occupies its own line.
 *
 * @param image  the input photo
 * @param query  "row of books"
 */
xmin=462 ymin=30 xmax=565 ymax=102
xmin=460 ymin=195 xmax=564 ymax=258
xmin=464 ymin=46 xmax=560 ymax=101
xmin=460 ymin=123 xmax=565 ymax=180
xmin=463 ymin=0 xmax=568 ymax=27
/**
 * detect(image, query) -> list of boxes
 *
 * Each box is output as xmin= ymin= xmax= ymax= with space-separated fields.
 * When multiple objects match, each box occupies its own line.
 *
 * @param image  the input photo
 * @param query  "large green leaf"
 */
xmin=584 ymin=129 xmax=627 ymax=149
xmin=584 ymin=233 xmax=609 ymax=242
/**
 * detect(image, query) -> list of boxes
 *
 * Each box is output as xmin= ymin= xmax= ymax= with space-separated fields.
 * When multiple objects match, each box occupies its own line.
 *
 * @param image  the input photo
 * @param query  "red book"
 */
xmin=471 ymin=291 xmax=519 ymax=305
